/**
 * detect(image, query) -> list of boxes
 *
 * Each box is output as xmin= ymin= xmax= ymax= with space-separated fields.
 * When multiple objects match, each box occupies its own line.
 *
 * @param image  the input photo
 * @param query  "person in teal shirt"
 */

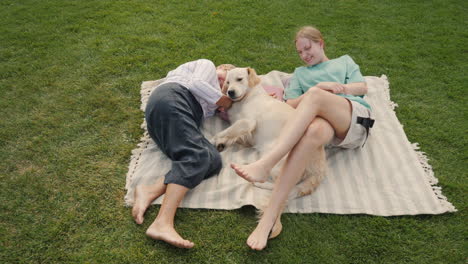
xmin=231 ymin=26 xmax=374 ymax=250
xmin=286 ymin=54 xmax=371 ymax=109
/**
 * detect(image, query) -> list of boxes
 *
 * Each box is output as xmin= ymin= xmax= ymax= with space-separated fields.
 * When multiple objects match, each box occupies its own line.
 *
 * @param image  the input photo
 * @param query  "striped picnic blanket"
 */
xmin=124 ymin=72 xmax=456 ymax=216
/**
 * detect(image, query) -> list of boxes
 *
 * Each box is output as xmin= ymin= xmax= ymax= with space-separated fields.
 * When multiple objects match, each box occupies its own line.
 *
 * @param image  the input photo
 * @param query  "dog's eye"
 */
xmin=236 ymin=77 xmax=243 ymax=82
xmin=226 ymin=81 xmax=230 ymax=85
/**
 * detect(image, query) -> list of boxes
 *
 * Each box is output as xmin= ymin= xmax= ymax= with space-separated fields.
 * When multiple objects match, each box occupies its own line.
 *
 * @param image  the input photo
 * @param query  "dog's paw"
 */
xmin=295 ymin=181 xmax=319 ymax=197
xmin=212 ymin=136 xmax=228 ymax=152
xmin=298 ymin=186 xmax=314 ymax=197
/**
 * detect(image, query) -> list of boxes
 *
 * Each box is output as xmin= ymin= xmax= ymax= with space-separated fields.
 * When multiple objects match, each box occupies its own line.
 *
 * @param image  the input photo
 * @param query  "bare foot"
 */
xmin=132 ymin=178 xmax=166 ymax=224
xmin=231 ymin=162 xmax=270 ymax=183
xmin=246 ymin=220 xmax=274 ymax=250
xmin=146 ymin=222 xmax=194 ymax=249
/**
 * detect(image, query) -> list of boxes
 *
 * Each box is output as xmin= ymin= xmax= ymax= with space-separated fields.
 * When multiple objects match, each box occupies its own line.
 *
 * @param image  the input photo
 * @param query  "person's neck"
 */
xmin=319 ymin=55 xmax=329 ymax=63
xmin=308 ymin=56 xmax=329 ymax=67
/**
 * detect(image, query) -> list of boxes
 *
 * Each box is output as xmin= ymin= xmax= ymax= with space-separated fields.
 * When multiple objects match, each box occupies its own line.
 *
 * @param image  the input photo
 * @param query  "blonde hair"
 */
xmin=216 ymin=64 xmax=236 ymax=71
xmin=295 ymin=26 xmax=324 ymax=45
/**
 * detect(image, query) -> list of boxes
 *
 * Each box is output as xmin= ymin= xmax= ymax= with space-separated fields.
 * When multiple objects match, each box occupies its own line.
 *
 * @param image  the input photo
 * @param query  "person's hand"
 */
xmin=216 ymin=95 xmax=233 ymax=110
xmin=223 ymin=97 xmax=233 ymax=110
xmin=315 ymin=82 xmax=346 ymax=94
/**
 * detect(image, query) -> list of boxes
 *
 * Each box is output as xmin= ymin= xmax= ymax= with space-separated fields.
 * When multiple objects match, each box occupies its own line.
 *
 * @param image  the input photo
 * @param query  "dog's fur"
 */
xmin=213 ymin=67 xmax=327 ymax=199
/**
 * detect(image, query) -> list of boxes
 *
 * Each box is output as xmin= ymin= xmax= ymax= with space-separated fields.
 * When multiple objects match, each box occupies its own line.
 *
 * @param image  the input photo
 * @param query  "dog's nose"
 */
xmin=228 ymin=90 xmax=235 ymax=98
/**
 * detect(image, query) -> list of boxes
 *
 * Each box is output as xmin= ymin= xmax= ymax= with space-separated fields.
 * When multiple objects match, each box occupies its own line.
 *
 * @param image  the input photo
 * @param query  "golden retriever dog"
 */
xmin=212 ymin=67 xmax=327 ymax=237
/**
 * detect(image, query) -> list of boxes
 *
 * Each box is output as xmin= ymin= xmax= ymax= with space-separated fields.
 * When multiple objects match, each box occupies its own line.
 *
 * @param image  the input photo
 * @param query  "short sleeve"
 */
xmin=284 ymin=69 xmax=304 ymax=100
xmin=345 ymin=55 xmax=365 ymax=84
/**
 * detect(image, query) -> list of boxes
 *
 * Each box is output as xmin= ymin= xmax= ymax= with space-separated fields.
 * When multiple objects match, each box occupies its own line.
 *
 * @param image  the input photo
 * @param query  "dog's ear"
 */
xmin=221 ymin=82 xmax=228 ymax=94
xmin=247 ymin=67 xmax=261 ymax=87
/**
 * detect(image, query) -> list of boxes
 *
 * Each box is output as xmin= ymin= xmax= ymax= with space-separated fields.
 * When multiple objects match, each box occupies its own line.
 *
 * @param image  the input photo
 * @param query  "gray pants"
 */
xmin=145 ymin=83 xmax=222 ymax=189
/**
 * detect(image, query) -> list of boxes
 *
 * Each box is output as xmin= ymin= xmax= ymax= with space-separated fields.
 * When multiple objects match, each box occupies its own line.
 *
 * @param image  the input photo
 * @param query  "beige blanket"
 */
xmin=124 ymin=72 xmax=456 ymax=216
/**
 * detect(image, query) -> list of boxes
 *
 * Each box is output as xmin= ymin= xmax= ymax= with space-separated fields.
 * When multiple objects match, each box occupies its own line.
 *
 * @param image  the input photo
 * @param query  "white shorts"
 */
xmin=330 ymin=100 xmax=373 ymax=149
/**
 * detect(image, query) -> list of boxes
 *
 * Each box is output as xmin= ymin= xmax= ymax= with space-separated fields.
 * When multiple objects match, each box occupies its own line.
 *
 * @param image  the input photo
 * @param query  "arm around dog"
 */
xmin=216 ymin=95 xmax=233 ymax=109
xmin=188 ymin=60 xmax=225 ymax=106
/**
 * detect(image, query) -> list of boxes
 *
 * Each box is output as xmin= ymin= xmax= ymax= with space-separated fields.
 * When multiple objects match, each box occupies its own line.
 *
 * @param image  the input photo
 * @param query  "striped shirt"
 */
xmin=158 ymin=59 xmax=223 ymax=118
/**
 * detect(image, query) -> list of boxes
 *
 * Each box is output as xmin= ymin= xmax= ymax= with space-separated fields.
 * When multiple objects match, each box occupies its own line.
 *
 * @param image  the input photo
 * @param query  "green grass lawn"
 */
xmin=1 ymin=0 xmax=466 ymax=263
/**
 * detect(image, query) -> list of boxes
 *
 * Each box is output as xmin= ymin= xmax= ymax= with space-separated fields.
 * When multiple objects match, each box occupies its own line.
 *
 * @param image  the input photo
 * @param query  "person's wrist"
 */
xmin=342 ymin=85 xmax=349 ymax=94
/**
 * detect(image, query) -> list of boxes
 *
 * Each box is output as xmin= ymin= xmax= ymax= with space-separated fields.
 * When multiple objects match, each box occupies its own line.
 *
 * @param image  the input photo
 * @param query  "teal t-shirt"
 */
xmin=285 ymin=55 xmax=370 ymax=109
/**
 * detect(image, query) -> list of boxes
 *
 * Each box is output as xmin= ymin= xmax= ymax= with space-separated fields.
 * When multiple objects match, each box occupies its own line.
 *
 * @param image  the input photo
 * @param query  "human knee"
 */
xmin=209 ymin=150 xmax=223 ymax=174
xmin=198 ymin=147 xmax=222 ymax=175
xmin=302 ymin=121 xmax=331 ymax=147
xmin=303 ymin=86 xmax=324 ymax=104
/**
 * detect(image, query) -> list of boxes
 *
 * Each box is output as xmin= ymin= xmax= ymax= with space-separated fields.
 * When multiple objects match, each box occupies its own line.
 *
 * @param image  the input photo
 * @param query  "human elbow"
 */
xmin=361 ymin=82 xmax=368 ymax=95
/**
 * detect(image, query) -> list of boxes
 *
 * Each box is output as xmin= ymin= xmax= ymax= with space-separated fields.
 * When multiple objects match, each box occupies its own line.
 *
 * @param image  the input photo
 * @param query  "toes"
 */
xmin=231 ymin=164 xmax=245 ymax=176
xmin=183 ymin=240 xmax=195 ymax=249
xmin=230 ymin=163 xmax=238 ymax=170
xmin=239 ymin=170 xmax=247 ymax=178
xmin=247 ymin=237 xmax=261 ymax=251
xmin=246 ymin=240 xmax=254 ymax=249
xmin=174 ymin=239 xmax=194 ymax=249
xmin=249 ymin=241 xmax=263 ymax=251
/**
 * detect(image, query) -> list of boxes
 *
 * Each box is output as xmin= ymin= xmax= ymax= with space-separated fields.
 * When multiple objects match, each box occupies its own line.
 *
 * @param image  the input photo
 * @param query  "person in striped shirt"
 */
xmin=132 ymin=59 xmax=232 ymax=248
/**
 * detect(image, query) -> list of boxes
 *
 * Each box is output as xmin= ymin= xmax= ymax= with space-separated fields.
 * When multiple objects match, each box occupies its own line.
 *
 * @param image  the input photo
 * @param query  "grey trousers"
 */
xmin=145 ymin=83 xmax=222 ymax=189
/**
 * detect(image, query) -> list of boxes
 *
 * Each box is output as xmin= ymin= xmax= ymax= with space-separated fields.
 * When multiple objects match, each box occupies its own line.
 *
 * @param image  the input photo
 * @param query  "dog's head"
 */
xmin=222 ymin=67 xmax=261 ymax=101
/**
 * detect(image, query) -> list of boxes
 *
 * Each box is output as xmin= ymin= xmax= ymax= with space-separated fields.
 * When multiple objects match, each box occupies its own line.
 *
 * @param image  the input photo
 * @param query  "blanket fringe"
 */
xmin=411 ymin=143 xmax=457 ymax=212
xmin=381 ymin=74 xmax=456 ymax=212
xmin=124 ymin=80 xmax=161 ymax=206
xmin=125 ymin=131 xmax=150 ymax=190
xmin=380 ymin=75 xmax=399 ymax=110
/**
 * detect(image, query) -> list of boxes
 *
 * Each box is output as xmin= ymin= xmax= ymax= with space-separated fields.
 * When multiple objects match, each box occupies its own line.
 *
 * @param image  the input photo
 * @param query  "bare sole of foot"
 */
xmin=231 ymin=163 xmax=269 ymax=183
xmin=146 ymin=224 xmax=194 ymax=249
xmin=269 ymin=218 xmax=282 ymax=239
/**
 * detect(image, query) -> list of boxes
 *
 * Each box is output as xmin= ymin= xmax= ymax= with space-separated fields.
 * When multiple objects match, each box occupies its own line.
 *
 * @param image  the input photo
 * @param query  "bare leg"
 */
xmin=232 ymin=88 xmax=351 ymax=182
xmin=246 ymin=119 xmax=334 ymax=250
xmin=146 ymin=183 xmax=194 ymax=249
xmin=132 ymin=177 xmax=166 ymax=224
